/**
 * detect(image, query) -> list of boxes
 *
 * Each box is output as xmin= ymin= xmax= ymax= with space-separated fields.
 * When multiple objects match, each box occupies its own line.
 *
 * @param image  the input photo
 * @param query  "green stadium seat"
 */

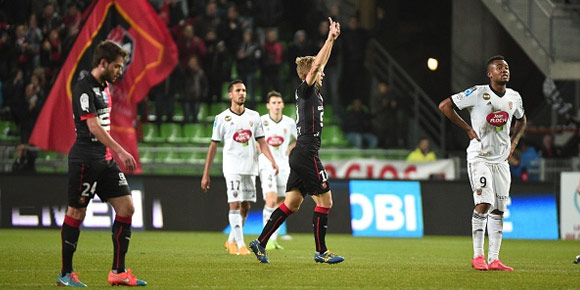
xmin=173 ymin=102 xmax=184 ymax=122
xmin=0 ymin=121 xmax=20 ymax=142
xmin=138 ymin=143 xmax=154 ymax=164
xmin=197 ymin=103 xmax=209 ymax=123
xmin=324 ymin=106 xmax=335 ymax=125
xmin=185 ymin=123 xmax=212 ymax=144
xmin=256 ymin=103 xmax=268 ymax=116
xmin=142 ymin=123 xmax=163 ymax=143
xmin=162 ymin=123 xmax=188 ymax=144
xmin=283 ymin=105 xmax=296 ymax=120
xmin=322 ymin=125 xmax=348 ymax=147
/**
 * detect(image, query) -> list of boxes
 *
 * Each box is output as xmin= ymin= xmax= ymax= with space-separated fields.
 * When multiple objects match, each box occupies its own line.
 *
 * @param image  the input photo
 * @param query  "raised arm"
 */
xmin=305 ymin=17 xmax=340 ymax=86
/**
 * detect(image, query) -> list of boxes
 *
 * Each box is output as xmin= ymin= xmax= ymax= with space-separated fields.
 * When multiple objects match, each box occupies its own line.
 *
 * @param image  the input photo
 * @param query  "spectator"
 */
xmin=371 ymin=81 xmax=407 ymax=148
xmin=182 ymin=55 xmax=208 ymax=123
xmin=195 ymin=0 xmax=221 ymax=40
xmin=343 ymin=98 xmax=378 ymax=149
xmin=14 ymin=24 xmax=34 ymax=78
xmin=219 ymin=4 xmax=244 ymax=58
xmin=39 ymin=2 xmax=61 ymax=36
xmin=510 ymin=140 xmax=541 ymax=181
xmin=177 ymin=24 xmax=207 ymax=69
xmin=407 ymin=138 xmax=436 ymax=162
xmin=12 ymin=143 xmax=36 ymax=173
xmin=40 ymin=28 xmax=62 ymax=83
xmin=0 ymin=29 xmax=15 ymax=82
xmin=204 ymin=31 xmax=232 ymax=103
xmin=341 ymin=15 xmax=368 ymax=103
xmin=62 ymin=2 xmax=82 ymax=29
xmin=287 ymin=30 xmax=312 ymax=96
xmin=236 ymin=29 xmax=261 ymax=108
xmin=25 ymin=14 xmax=43 ymax=67
xmin=313 ymin=19 xmax=342 ymax=120
xmin=261 ymin=28 xmax=283 ymax=98
xmin=4 ymin=69 xmax=25 ymax=124
xmin=539 ymin=134 xmax=562 ymax=158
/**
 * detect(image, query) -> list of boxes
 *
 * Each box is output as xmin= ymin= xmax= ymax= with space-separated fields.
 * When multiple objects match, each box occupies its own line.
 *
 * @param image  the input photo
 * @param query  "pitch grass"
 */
xmin=0 ymin=229 xmax=578 ymax=289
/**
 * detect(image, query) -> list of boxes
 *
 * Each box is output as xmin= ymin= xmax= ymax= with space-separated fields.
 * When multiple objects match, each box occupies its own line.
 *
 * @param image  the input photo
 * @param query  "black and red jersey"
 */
xmin=294 ymin=81 xmax=324 ymax=150
xmin=69 ymin=73 xmax=112 ymax=160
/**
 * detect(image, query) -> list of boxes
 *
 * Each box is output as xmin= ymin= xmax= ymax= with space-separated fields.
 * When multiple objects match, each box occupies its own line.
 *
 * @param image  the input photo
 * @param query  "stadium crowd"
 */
xmin=0 ymin=0 xmax=577 ymax=172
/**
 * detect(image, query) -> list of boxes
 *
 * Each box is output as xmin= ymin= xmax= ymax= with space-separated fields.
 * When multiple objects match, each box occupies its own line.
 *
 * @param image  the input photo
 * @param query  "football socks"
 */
xmin=61 ymin=215 xmax=82 ymax=276
xmin=487 ymin=213 xmax=503 ymax=263
xmin=228 ymin=210 xmax=245 ymax=248
xmin=472 ymin=210 xmax=488 ymax=258
xmin=313 ymin=206 xmax=330 ymax=254
xmin=112 ymin=215 xmax=132 ymax=273
xmin=258 ymin=203 xmax=293 ymax=248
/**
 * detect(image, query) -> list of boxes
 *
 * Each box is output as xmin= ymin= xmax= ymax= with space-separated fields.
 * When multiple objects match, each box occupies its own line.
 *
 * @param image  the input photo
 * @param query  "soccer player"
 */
xmin=201 ymin=79 xmax=279 ymax=256
xmin=249 ymin=17 xmax=344 ymax=264
xmin=258 ymin=90 xmax=297 ymax=250
xmin=439 ymin=55 xmax=527 ymax=271
xmin=57 ymin=40 xmax=146 ymax=287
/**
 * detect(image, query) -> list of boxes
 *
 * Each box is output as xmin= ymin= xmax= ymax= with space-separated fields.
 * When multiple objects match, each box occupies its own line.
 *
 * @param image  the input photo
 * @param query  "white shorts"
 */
xmin=259 ymin=167 xmax=289 ymax=198
xmin=224 ymin=174 xmax=257 ymax=203
xmin=467 ymin=161 xmax=511 ymax=212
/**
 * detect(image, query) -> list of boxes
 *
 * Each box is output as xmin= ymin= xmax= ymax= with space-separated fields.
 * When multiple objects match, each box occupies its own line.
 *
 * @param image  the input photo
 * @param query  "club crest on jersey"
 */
xmin=486 ymin=111 xmax=508 ymax=127
xmin=249 ymin=121 xmax=253 ymax=127
xmin=233 ymin=129 xmax=252 ymax=143
xmin=267 ymin=135 xmax=284 ymax=147
xmin=509 ymin=102 xmax=513 ymax=110
xmin=92 ymin=88 xmax=102 ymax=97
xmin=225 ymin=115 xmax=232 ymax=122
xmin=482 ymin=93 xmax=490 ymax=100
xmin=80 ymin=93 xmax=90 ymax=112
xmin=263 ymin=120 xmax=269 ymax=126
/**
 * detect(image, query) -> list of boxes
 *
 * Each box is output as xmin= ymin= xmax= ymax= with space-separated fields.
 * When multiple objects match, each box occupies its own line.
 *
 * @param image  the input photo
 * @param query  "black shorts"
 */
xmin=67 ymin=159 xmax=131 ymax=208
xmin=285 ymin=146 xmax=331 ymax=196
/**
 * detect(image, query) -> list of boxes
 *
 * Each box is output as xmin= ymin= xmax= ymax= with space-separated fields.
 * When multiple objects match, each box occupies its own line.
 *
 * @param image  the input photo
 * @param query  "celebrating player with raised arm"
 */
xmin=201 ymin=79 xmax=278 ymax=256
xmin=249 ymin=17 xmax=343 ymax=264
xmin=57 ymin=40 xmax=146 ymax=287
xmin=439 ymin=55 xmax=527 ymax=271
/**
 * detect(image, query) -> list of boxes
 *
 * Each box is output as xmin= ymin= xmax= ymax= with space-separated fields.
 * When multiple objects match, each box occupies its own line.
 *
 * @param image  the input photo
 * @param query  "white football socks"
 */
xmin=472 ymin=210 xmax=488 ymax=258
xmin=487 ymin=213 xmax=503 ymax=263
xmin=228 ymin=210 xmax=243 ymax=247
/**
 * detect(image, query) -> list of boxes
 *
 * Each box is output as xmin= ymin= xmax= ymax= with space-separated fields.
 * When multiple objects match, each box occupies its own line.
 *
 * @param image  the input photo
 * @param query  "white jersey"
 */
xmin=451 ymin=84 xmax=524 ymax=163
xmin=212 ymin=108 xmax=264 ymax=175
xmin=258 ymin=114 xmax=297 ymax=171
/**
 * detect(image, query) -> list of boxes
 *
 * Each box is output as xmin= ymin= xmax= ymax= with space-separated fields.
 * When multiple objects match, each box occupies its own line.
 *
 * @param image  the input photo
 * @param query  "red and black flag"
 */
xmin=29 ymin=0 xmax=178 ymax=173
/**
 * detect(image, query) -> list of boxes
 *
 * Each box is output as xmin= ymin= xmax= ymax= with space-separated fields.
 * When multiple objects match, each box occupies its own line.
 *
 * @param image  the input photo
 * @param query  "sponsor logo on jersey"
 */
xmin=225 ymin=115 xmax=232 ymax=122
xmin=92 ymin=88 xmax=102 ymax=97
xmin=482 ymin=93 xmax=490 ymax=100
xmin=233 ymin=129 xmax=252 ymax=143
xmin=80 ymin=93 xmax=90 ymax=112
xmin=267 ymin=135 xmax=284 ymax=147
xmin=486 ymin=111 xmax=509 ymax=127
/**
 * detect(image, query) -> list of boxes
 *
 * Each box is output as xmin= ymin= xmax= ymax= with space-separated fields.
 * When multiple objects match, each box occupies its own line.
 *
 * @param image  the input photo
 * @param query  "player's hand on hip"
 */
xmin=119 ymin=150 xmax=136 ymax=171
xmin=201 ymin=176 xmax=210 ymax=192
xmin=467 ymin=128 xmax=480 ymax=142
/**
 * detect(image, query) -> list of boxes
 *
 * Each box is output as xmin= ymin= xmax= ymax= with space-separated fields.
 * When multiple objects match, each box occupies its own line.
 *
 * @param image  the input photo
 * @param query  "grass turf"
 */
xmin=0 ymin=229 xmax=578 ymax=289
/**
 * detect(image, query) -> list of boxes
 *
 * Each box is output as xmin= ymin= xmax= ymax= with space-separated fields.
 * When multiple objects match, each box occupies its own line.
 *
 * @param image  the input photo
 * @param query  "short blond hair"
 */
xmin=295 ymin=56 xmax=315 ymax=80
